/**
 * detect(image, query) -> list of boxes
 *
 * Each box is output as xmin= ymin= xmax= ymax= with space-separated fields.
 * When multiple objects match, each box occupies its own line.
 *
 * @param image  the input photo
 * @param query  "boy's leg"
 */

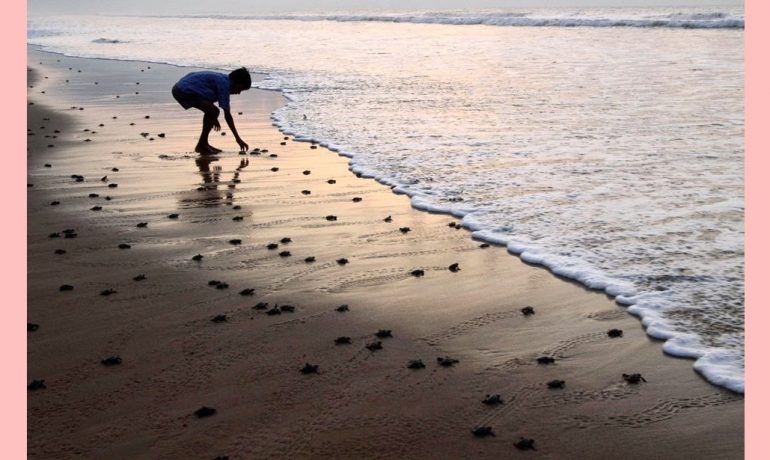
xmin=191 ymin=101 xmax=221 ymax=154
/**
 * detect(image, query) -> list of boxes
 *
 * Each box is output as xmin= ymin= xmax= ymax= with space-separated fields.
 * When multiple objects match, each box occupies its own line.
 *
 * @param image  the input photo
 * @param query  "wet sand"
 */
xmin=27 ymin=46 xmax=743 ymax=459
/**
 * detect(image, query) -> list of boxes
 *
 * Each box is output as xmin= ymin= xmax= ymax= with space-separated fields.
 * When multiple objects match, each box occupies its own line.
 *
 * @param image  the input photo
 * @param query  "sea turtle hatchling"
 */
xmin=192 ymin=254 xmax=204 ymax=261
xmin=448 ymin=263 xmax=460 ymax=272
xmin=336 ymin=258 xmax=349 ymax=265
xmin=168 ymin=213 xmax=179 ymax=219
xmin=59 ymin=284 xmax=74 ymax=291
xmin=229 ymin=239 xmax=242 ymax=245
xmin=399 ymin=227 xmax=411 ymax=234
xmin=437 ymin=356 xmax=459 ymax=367
xmin=253 ymin=302 xmax=269 ymax=310
xmin=211 ymin=315 xmax=227 ymax=323
xmin=536 ymin=356 xmax=556 ymax=365
xmin=280 ymin=237 xmax=292 ymax=244
xmin=335 ymin=304 xmax=349 ymax=312
xmin=514 ymin=438 xmax=536 ymax=451
xmin=325 ymin=215 xmax=338 ymax=221
xmin=521 ymin=306 xmax=535 ymax=316
xmin=366 ymin=341 xmax=383 ymax=352
xmin=133 ymin=274 xmax=146 ymax=281
xmin=118 ymin=243 xmax=131 ymax=249
xmin=101 ymin=356 xmax=122 ymax=366
xmin=608 ymin=329 xmax=624 ymax=338
xmin=471 ymin=426 xmax=495 ymax=438
xmin=279 ymin=305 xmax=295 ymax=312
xmin=482 ymin=394 xmax=504 ymax=405
xmin=411 ymin=269 xmax=425 ymax=278
xmin=100 ymin=288 xmax=117 ymax=296
xmin=136 ymin=222 xmax=148 ymax=228
xmin=267 ymin=243 xmax=279 ymax=250
xmin=194 ymin=406 xmax=216 ymax=418
xmin=279 ymin=251 xmax=292 ymax=257
xmin=547 ymin=380 xmax=565 ymax=389
xmin=215 ymin=282 xmax=229 ymax=290
xmin=28 ymin=379 xmax=46 ymax=391
xmin=407 ymin=359 xmax=426 ymax=369
xmin=375 ymin=329 xmax=393 ymax=338
xmin=54 ymin=249 xmax=66 ymax=255
xmin=300 ymin=363 xmax=319 ymax=374
xmin=335 ymin=336 xmax=352 ymax=345
xmin=240 ymin=288 xmax=255 ymax=296
xmin=266 ymin=306 xmax=282 ymax=316
xmin=28 ymin=323 xmax=40 ymax=332
xmin=304 ymin=256 xmax=316 ymax=263
xmin=622 ymin=373 xmax=647 ymax=384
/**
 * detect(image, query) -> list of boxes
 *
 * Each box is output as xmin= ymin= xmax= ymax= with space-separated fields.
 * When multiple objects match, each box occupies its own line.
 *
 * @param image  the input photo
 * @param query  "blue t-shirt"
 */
xmin=175 ymin=71 xmax=231 ymax=111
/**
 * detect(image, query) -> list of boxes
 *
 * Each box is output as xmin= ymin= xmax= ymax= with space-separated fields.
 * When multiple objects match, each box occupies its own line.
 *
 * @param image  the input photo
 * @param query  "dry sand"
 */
xmin=27 ymin=46 xmax=743 ymax=459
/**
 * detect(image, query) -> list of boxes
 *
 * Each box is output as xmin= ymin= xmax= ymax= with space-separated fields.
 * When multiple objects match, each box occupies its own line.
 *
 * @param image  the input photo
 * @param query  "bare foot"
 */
xmin=207 ymin=144 xmax=223 ymax=153
xmin=195 ymin=144 xmax=218 ymax=155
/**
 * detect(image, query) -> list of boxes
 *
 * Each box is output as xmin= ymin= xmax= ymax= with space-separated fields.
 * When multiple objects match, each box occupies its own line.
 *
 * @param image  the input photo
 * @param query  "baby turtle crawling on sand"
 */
xmin=101 ymin=288 xmax=117 ymax=296
xmin=28 ymin=379 xmax=46 ymax=391
xmin=383 ymin=215 xmax=392 ymax=223
xmin=521 ymin=306 xmax=535 ymax=316
xmin=327 ymin=179 xmax=336 ymax=184
xmin=233 ymin=205 xmax=242 ymax=210
xmin=28 ymin=323 xmax=40 ymax=332
xmin=60 ymin=284 xmax=74 ymax=291
xmin=108 ymin=183 xmax=118 ymax=188
xmin=304 ymin=256 xmax=316 ymax=263
xmin=514 ymin=438 xmax=536 ymax=451
xmin=208 ymin=280 xmax=222 ymax=286
xmin=240 ymin=288 xmax=255 ymax=296
xmin=335 ymin=336 xmax=352 ymax=345
xmin=253 ymin=302 xmax=269 ymax=310
xmin=399 ymin=227 xmax=411 ymax=234
xmin=376 ymin=329 xmax=393 ymax=338
xmin=89 ymin=193 xmax=99 ymax=198
xmin=335 ymin=304 xmax=349 ymax=312
xmin=547 ymin=380 xmax=565 ymax=389
xmin=133 ymin=274 xmax=146 ymax=281
xmin=325 ymin=215 xmax=338 ymax=221
xmin=352 ymin=197 xmax=362 ymax=202
xmin=50 ymin=201 xmax=60 ymax=206
xmin=194 ymin=406 xmax=216 ymax=418
xmin=337 ymin=258 xmax=349 ymax=265
xmin=279 ymin=305 xmax=295 ymax=312
xmin=536 ymin=356 xmax=556 ymax=365
xmin=479 ymin=243 xmax=490 ymax=248
xmin=89 ymin=205 xmax=102 ymax=211
xmin=118 ymin=243 xmax=131 ymax=249
xmin=215 ymin=282 xmax=230 ymax=290
xmin=301 ymin=190 xmax=311 ymax=195
xmin=271 ymin=167 xmax=279 ymax=172
xmin=411 ymin=269 xmax=425 ymax=278
xmin=303 ymin=170 xmax=311 ymax=175
xmin=211 ymin=314 xmax=227 ymax=323
xmin=280 ymin=237 xmax=292 ymax=244
xmin=267 ymin=243 xmax=279 ymax=250
xmin=279 ymin=251 xmax=292 ymax=257
xmin=472 ymin=426 xmax=495 ymax=438
xmin=622 ymin=373 xmax=647 ymax=384
xmin=136 ymin=222 xmax=148 ymax=228
xmin=448 ymin=263 xmax=460 ymax=272
xmin=482 ymin=394 xmax=504 ymax=406
xmin=49 ymin=233 xmax=61 ymax=239
xmin=366 ymin=341 xmax=383 ymax=352
xmin=192 ymin=254 xmax=204 ymax=261
xmin=54 ymin=249 xmax=66 ymax=255
xmin=608 ymin=329 xmax=624 ymax=338
xmin=437 ymin=356 xmax=459 ymax=367
xmin=232 ymin=216 xmax=244 ymax=221
xmin=101 ymin=356 xmax=122 ymax=366
xmin=229 ymin=239 xmax=242 ymax=245
xmin=266 ymin=306 xmax=282 ymax=316
xmin=168 ymin=213 xmax=179 ymax=219
xmin=407 ymin=359 xmax=426 ymax=369
xmin=301 ymin=363 xmax=319 ymax=374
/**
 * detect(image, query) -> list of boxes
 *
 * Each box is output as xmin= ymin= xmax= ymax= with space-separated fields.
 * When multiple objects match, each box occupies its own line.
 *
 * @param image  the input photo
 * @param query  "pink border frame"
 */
xmin=14 ymin=2 xmax=760 ymax=458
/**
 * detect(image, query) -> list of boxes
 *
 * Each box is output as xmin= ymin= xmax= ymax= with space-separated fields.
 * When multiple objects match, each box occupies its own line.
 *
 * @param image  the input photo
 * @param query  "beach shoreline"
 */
xmin=27 ymin=46 xmax=743 ymax=459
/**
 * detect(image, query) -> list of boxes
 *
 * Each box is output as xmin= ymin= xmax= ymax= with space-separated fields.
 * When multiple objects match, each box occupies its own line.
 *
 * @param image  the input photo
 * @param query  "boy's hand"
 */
xmin=237 ymin=138 xmax=249 ymax=152
xmin=213 ymin=119 xmax=221 ymax=131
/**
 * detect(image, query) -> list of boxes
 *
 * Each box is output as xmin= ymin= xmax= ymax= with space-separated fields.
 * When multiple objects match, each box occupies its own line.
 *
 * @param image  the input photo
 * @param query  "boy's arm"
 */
xmin=223 ymin=110 xmax=248 ymax=152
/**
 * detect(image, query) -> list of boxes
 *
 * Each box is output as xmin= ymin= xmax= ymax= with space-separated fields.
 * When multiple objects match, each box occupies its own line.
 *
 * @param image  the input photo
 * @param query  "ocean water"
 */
xmin=27 ymin=7 xmax=745 ymax=393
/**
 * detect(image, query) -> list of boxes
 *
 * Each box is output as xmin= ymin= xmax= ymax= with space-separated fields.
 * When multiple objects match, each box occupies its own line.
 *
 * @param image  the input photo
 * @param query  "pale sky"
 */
xmin=28 ymin=0 xmax=743 ymax=16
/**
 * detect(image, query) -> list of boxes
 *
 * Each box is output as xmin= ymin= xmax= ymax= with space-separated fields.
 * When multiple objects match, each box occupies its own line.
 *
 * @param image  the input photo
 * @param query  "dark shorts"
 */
xmin=172 ymin=84 xmax=206 ymax=110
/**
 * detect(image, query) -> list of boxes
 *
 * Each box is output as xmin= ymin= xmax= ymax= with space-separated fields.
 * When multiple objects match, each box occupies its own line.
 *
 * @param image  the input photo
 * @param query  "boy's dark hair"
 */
xmin=229 ymin=67 xmax=251 ymax=88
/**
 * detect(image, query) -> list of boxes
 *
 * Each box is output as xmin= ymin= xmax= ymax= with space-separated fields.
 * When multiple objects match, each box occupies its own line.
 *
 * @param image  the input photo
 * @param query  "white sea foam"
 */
xmin=27 ymin=9 xmax=745 ymax=393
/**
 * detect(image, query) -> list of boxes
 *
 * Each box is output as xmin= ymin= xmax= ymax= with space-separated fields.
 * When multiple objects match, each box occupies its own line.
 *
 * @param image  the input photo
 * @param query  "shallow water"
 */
xmin=28 ymin=6 xmax=744 ymax=392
